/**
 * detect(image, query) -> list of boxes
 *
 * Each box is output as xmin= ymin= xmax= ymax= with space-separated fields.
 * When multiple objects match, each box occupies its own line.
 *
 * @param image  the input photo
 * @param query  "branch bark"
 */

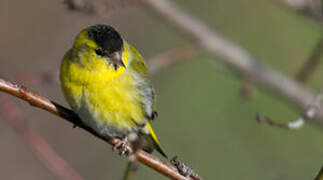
xmin=0 ymin=78 xmax=190 ymax=180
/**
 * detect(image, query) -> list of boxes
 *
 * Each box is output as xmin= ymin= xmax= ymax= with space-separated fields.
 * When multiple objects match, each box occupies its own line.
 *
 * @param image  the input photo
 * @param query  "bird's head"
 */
xmin=72 ymin=24 xmax=128 ymax=71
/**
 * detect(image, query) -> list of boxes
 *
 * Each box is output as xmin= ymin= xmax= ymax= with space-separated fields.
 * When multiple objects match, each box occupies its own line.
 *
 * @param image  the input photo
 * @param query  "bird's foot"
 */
xmin=112 ymin=137 xmax=131 ymax=156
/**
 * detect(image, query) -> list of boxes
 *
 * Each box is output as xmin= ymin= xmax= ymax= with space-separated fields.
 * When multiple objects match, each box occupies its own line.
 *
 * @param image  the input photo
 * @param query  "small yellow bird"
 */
xmin=60 ymin=24 xmax=167 ymax=158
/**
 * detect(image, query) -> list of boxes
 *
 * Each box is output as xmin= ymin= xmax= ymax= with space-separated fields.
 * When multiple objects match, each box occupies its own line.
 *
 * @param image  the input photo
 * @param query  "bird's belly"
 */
xmin=75 ymin=79 xmax=145 ymax=138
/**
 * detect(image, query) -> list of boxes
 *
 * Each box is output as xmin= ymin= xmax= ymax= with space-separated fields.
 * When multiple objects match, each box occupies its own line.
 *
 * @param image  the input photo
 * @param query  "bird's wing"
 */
xmin=127 ymin=44 xmax=167 ymax=158
xmin=128 ymin=44 xmax=158 ymax=121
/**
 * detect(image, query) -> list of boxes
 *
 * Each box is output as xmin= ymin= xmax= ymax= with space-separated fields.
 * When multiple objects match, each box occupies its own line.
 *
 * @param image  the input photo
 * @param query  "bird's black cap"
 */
xmin=87 ymin=24 xmax=123 ymax=54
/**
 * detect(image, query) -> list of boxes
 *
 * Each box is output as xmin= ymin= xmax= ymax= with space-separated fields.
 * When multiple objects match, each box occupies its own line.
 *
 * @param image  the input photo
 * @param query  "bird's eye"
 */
xmin=95 ymin=49 xmax=105 ymax=56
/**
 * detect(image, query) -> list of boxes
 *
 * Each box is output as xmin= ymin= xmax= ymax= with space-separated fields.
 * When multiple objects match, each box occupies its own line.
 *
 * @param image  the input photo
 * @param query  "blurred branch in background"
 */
xmin=122 ymin=161 xmax=138 ymax=180
xmin=64 ymin=0 xmax=140 ymax=16
xmin=240 ymin=73 xmax=256 ymax=98
xmin=274 ymin=0 xmax=323 ymax=22
xmin=149 ymin=44 xmax=199 ymax=73
xmin=273 ymin=0 xmax=323 ymax=84
xmin=138 ymin=0 xmax=323 ymax=126
xmin=0 ymin=77 xmax=192 ymax=180
xmin=296 ymin=35 xmax=323 ymax=83
xmin=315 ymin=166 xmax=323 ymax=180
xmin=256 ymin=88 xmax=323 ymax=129
xmin=0 ymin=73 xmax=82 ymax=180
xmin=0 ymin=94 xmax=84 ymax=180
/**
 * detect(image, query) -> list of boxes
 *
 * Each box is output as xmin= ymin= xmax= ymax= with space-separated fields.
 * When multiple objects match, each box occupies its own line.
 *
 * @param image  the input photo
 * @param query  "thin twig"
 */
xmin=0 ymin=94 xmax=84 ymax=180
xmin=170 ymin=156 xmax=201 ymax=180
xmin=0 ymin=77 xmax=190 ymax=180
xmin=296 ymin=35 xmax=323 ymax=83
xmin=256 ymin=89 xmax=323 ymax=129
xmin=122 ymin=161 xmax=138 ymax=180
xmin=240 ymin=73 xmax=255 ymax=98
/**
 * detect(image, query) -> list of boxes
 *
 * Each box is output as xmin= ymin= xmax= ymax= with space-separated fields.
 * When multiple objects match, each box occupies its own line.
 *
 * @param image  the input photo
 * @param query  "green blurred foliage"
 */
xmin=0 ymin=0 xmax=323 ymax=180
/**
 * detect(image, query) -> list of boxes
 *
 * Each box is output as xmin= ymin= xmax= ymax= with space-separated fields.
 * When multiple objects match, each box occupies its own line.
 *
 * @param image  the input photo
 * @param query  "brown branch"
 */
xmin=138 ymin=0 xmax=323 ymax=125
xmin=296 ymin=35 xmax=323 ymax=82
xmin=0 ymin=77 xmax=190 ymax=180
xmin=0 ymin=94 xmax=85 ymax=180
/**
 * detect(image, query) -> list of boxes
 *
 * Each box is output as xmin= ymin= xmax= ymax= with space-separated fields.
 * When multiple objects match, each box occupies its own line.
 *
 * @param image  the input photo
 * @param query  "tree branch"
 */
xmin=170 ymin=156 xmax=202 ymax=180
xmin=0 ymin=77 xmax=190 ymax=180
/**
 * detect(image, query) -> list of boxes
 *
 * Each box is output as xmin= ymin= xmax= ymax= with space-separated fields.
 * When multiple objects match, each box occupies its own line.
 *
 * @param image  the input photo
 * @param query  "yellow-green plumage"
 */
xmin=60 ymin=25 xmax=166 ymax=157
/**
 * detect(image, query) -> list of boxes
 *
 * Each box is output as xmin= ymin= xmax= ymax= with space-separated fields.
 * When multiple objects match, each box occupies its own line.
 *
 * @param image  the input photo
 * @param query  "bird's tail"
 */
xmin=141 ymin=122 xmax=168 ymax=158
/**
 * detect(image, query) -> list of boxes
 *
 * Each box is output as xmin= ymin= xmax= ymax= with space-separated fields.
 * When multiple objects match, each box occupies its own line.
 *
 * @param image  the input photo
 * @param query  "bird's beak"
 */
xmin=110 ymin=51 xmax=126 ymax=68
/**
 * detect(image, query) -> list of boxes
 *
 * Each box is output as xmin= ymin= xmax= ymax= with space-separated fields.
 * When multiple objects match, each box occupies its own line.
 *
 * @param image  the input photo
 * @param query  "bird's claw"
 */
xmin=112 ymin=137 xmax=131 ymax=156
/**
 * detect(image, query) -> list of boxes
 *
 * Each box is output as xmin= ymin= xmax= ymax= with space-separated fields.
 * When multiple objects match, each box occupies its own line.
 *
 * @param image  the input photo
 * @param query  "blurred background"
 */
xmin=1 ymin=0 xmax=323 ymax=179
